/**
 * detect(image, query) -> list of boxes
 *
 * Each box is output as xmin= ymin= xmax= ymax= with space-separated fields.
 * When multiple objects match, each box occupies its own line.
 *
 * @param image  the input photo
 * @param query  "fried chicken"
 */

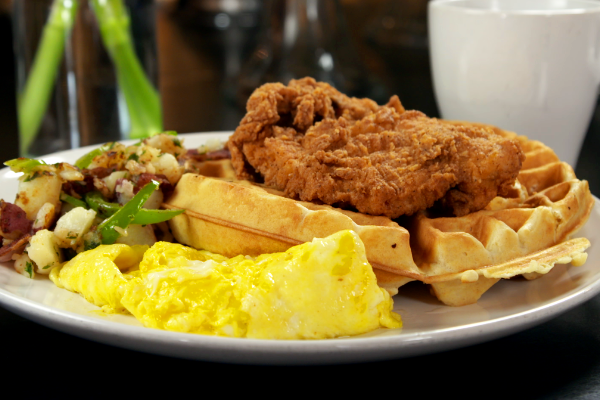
xmin=227 ymin=77 xmax=525 ymax=218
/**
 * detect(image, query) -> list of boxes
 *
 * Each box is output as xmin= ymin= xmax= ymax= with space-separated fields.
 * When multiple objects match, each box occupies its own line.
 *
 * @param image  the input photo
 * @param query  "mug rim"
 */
xmin=429 ymin=0 xmax=600 ymax=15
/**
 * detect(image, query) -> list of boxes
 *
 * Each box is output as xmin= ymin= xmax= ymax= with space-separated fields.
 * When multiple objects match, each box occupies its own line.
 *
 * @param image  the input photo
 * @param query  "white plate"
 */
xmin=1 ymin=132 xmax=599 ymax=365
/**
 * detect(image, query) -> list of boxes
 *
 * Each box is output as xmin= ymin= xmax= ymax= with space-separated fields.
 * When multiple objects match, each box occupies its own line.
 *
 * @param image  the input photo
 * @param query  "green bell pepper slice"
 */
xmin=96 ymin=181 xmax=183 ymax=244
xmin=85 ymin=191 xmax=183 ymax=224
xmin=60 ymin=192 xmax=88 ymax=209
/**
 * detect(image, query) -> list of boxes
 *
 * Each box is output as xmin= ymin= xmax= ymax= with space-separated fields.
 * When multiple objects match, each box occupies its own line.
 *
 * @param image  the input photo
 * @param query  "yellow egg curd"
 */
xmin=50 ymin=230 xmax=402 ymax=339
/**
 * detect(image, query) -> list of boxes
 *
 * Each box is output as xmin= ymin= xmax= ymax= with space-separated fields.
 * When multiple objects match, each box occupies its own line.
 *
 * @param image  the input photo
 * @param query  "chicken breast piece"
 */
xmin=228 ymin=77 xmax=525 ymax=218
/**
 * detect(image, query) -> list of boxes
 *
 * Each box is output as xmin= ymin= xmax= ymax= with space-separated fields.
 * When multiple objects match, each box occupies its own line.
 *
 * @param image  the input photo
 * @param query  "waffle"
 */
xmin=164 ymin=127 xmax=593 ymax=306
xmin=184 ymin=158 xmax=237 ymax=180
xmin=409 ymin=123 xmax=594 ymax=306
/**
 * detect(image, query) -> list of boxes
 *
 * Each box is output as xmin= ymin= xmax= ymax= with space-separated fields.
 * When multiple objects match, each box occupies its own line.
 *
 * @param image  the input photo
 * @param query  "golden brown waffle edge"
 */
xmin=411 ymin=122 xmax=595 ymax=305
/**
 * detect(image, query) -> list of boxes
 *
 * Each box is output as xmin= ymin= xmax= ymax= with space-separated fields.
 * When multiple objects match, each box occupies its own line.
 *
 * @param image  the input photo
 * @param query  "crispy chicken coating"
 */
xmin=228 ymin=78 xmax=525 ymax=218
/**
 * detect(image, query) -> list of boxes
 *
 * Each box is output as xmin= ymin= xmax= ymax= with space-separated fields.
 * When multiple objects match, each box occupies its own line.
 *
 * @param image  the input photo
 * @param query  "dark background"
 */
xmin=1 ymin=1 xmax=600 ymax=398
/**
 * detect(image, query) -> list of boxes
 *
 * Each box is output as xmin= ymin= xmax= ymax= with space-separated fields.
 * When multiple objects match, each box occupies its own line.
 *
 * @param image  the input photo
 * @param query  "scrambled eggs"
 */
xmin=50 ymin=230 xmax=402 ymax=339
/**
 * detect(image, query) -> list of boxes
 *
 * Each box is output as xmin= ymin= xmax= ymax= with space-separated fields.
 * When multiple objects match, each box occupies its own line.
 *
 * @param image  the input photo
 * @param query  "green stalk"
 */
xmin=17 ymin=0 xmax=79 ymax=156
xmin=4 ymin=158 xmax=48 ymax=174
xmin=90 ymin=0 xmax=163 ymax=139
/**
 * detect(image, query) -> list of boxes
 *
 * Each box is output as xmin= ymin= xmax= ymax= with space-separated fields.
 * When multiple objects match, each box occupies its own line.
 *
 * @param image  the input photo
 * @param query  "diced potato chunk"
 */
xmin=102 ymin=171 xmax=128 ymax=196
xmin=32 ymin=202 xmax=57 ymax=231
xmin=152 ymin=153 xmax=183 ymax=185
xmin=13 ymin=252 xmax=35 ymax=278
xmin=115 ymin=224 xmax=156 ymax=247
xmin=57 ymin=163 xmax=84 ymax=181
xmin=28 ymin=229 xmax=62 ymax=274
xmin=89 ymin=143 xmax=127 ymax=170
xmin=143 ymin=190 xmax=163 ymax=210
xmin=115 ymin=179 xmax=135 ymax=205
xmin=54 ymin=207 xmax=97 ymax=248
xmin=197 ymin=138 xmax=223 ymax=154
xmin=145 ymin=133 xmax=184 ymax=156
xmin=15 ymin=174 xmax=62 ymax=220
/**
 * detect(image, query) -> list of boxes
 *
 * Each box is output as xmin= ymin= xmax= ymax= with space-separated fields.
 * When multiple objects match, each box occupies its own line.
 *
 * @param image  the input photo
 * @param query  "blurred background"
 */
xmin=0 ymin=0 xmax=599 ymax=193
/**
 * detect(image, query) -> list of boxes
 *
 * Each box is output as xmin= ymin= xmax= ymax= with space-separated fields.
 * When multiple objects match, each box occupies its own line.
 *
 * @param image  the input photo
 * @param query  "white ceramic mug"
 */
xmin=429 ymin=0 xmax=600 ymax=167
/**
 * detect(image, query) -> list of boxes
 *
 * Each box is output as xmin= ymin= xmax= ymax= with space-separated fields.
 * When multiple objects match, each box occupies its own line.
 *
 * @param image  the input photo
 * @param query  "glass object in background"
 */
xmin=197 ymin=0 xmax=263 ymax=102
xmin=157 ymin=0 xmax=262 ymax=132
xmin=237 ymin=0 xmax=384 ymax=107
xmin=13 ymin=0 xmax=160 ymax=157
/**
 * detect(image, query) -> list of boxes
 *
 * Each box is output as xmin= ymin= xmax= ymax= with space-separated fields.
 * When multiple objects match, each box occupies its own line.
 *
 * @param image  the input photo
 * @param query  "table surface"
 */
xmin=2 ymin=5 xmax=600 ymax=397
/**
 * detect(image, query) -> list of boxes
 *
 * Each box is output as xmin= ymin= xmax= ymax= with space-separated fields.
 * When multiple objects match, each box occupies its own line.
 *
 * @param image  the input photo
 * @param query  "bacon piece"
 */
xmin=206 ymin=149 xmax=231 ymax=160
xmin=181 ymin=149 xmax=231 ymax=163
xmin=62 ymin=167 xmax=117 ymax=198
xmin=62 ymin=177 xmax=93 ymax=198
xmin=86 ymin=167 xmax=116 ymax=179
xmin=0 ymin=200 xmax=32 ymax=240
xmin=0 ymin=234 xmax=31 ymax=262
xmin=135 ymin=173 xmax=174 ymax=196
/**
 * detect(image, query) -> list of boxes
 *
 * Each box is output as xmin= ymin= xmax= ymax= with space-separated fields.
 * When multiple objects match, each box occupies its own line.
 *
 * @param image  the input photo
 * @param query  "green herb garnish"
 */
xmin=25 ymin=261 xmax=34 ymax=278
